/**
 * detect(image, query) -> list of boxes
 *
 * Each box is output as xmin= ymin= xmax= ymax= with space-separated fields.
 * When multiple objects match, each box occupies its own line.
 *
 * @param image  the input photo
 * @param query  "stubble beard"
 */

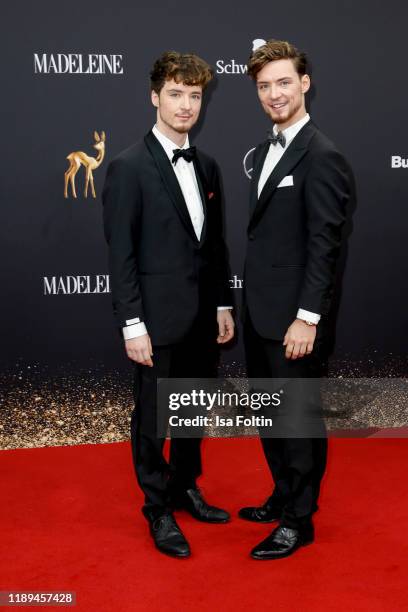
xmin=174 ymin=124 xmax=190 ymax=134
xmin=269 ymin=97 xmax=302 ymax=126
xmin=163 ymin=114 xmax=194 ymax=135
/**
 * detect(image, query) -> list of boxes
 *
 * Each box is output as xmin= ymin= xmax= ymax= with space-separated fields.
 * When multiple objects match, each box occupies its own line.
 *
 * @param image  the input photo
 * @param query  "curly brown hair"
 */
xmin=247 ymin=39 xmax=307 ymax=80
xmin=150 ymin=51 xmax=214 ymax=93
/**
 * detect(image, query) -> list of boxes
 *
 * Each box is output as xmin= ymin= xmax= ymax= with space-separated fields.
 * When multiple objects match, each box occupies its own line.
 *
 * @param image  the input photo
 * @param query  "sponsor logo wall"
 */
xmin=34 ymin=54 xmax=124 ymax=74
xmin=391 ymin=156 xmax=408 ymax=168
xmin=1 ymin=1 xmax=408 ymax=444
xmin=43 ymin=275 xmax=110 ymax=295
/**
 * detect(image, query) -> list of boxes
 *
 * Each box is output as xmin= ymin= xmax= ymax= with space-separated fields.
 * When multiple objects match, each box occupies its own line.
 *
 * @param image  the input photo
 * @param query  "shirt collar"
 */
xmin=273 ymin=113 xmax=310 ymax=146
xmin=152 ymin=125 xmax=190 ymax=162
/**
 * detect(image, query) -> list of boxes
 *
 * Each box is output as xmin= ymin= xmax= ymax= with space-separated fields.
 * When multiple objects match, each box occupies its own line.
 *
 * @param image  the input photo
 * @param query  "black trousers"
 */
xmin=130 ymin=309 xmax=218 ymax=521
xmin=244 ymin=312 xmax=327 ymax=529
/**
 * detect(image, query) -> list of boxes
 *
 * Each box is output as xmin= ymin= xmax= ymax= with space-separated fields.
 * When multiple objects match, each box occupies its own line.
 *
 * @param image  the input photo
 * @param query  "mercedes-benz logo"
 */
xmin=243 ymin=147 xmax=256 ymax=179
xmin=252 ymin=38 xmax=266 ymax=51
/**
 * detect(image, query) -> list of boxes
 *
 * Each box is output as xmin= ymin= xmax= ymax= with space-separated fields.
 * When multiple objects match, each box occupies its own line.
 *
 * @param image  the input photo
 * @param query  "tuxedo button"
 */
xmin=248 ymin=233 xmax=255 ymax=240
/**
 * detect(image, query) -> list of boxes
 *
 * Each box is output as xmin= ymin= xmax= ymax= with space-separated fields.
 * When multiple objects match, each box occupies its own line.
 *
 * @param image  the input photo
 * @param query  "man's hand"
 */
xmin=283 ymin=319 xmax=316 ymax=360
xmin=125 ymin=333 xmax=153 ymax=366
xmin=217 ymin=310 xmax=235 ymax=344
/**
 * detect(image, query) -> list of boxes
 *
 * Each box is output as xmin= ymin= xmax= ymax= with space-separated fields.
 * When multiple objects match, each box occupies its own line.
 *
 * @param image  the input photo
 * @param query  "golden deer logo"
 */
xmin=64 ymin=131 xmax=106 ymax=199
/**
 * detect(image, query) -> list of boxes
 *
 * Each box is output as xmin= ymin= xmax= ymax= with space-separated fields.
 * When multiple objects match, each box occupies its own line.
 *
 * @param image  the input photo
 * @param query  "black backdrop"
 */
xmin=2 ymin=0 xmax=408 ymax=382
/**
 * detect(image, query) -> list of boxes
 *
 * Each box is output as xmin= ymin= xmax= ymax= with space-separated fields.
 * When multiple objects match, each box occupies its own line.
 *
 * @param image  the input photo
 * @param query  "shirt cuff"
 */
xmin=297 ymin=309 xmax=321 ymax=324
xmin=217 ymin=306 xmax=233 ymax=311
xmin=123 ymin=321 xmax=148 ymax=340
xmin=125 ymin=317 xmax=141 ymax=325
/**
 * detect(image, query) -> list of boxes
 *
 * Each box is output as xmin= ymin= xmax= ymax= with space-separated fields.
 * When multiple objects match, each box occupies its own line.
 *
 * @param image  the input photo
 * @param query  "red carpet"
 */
xmin=1 ymin=438 xmax=408 ymax=611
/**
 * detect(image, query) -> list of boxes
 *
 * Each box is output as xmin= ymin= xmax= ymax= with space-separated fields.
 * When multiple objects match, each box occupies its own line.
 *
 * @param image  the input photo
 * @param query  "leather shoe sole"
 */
xmin=177 ymin=506 xmax=230 ymax=523
xmin=251 ymin=537 xmax=313 ymax=560
xmin=155 ymin=545 xmax=191 ymax=559
xmin=193 ymin=514 xmax=230 ymax=524
xmin=171 ymin=496 xmax=230 ymax=523
xmin=250 ymin=523 xmax=315 ymax=561
xmin=238 ymin=507 xmax=281 ymax=523
xmin=149 ymin=514 xmax=191 ymax=558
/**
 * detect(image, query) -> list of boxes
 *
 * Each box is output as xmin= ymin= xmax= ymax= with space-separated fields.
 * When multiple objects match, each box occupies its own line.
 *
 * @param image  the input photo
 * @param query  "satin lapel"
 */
xmin=193 ymin=153 xmax=209 ymax=247
xmin=249 ymin=122 xmax=317 ymax=231
xmin=249 ymin=141 xmax=269 ymax=215
xmin=144 ymin=131 xmax=198 ymax=242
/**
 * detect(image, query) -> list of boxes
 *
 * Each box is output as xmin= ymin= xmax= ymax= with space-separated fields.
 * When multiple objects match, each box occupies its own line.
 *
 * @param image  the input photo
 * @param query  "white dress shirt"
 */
xmin=153 ymin=125 xmax=205 ymax=240
xmin=123 ymin=125 xmax=231 ymax=341
xmin=258 ymin=113 xmax=310 ymax=197
xmin=257 ymin=113 xmax=320 ymax=325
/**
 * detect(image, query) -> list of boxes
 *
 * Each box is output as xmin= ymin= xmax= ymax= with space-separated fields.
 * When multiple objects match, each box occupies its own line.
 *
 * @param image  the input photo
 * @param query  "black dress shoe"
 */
xmin=251 ymin=523 xmax=314 ymax=560
xmin=172 ymin=488 xmax=230 ymax=523
xmin=149 ymin=513 xmax=190 ymax=558
xmin=238 ymin=501 xmax=282 ymax=523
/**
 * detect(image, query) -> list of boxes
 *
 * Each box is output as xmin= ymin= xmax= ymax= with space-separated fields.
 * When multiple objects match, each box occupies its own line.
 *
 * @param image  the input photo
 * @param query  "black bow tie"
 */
xmin=267 ymin=130 xmax=286 ymax=148
xmin=172 ymin=146 xmax=196 ymax=164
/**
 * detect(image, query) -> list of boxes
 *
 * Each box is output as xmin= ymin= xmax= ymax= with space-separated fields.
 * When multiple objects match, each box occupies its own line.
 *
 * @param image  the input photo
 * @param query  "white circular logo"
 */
xmin=243 ymin=147 xmax=256 ymax=179
xmin=252 ymin=38 xmax=266 ymax=51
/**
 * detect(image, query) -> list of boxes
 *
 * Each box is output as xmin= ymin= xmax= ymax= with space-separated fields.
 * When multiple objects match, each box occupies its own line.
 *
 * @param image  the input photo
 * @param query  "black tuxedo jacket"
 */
xmin=244 ymin=120 xmax=354 ymax=340
xmin=102 ymin=130 xmax=232 ymax=346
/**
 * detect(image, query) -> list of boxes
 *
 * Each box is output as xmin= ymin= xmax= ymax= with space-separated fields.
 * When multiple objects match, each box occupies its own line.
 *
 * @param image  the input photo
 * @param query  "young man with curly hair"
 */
xmin=103 ymin=51 xmax=234 ymax=558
